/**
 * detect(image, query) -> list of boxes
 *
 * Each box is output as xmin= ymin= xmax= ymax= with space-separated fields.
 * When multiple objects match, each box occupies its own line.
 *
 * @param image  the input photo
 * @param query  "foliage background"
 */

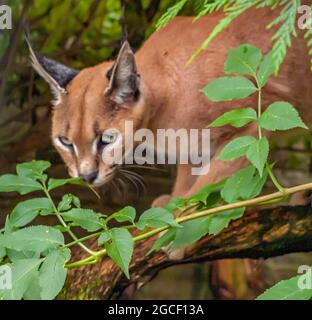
xmin=0 ymin=0 xmax=312 ymax=299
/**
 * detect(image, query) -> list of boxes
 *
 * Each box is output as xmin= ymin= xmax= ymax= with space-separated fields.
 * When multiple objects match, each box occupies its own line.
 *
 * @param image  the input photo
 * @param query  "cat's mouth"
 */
xmin=92 ymin=168 xmax=117 ymax=187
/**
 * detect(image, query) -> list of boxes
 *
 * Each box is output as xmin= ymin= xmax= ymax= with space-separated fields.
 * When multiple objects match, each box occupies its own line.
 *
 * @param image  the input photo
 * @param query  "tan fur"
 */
xmin=49 ymin=7 xmax=311 ymax=199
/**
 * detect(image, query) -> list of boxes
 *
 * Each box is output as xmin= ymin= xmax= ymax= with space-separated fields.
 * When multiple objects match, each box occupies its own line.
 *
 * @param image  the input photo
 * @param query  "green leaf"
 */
xmin=171 ymin=217 xmax=210 ymax=251
xmin=57 ymin=194 xmax=80 ymax=212
xmin=16 ymin=160 xmax=50 ymax=180
xmin=0 ymin=259 xmax=42 ymax=300
xmin=39 ymin=248 xmax=71 ymax=300
xmin=105 ymin=228 xmax=133 ymax=279
xmin=98 ymin=231 xmax=111 ymax=244
xmin=6 ymin=248 xmax=39 ymax=262
xmin=241 ymin=168 xmax=268 ymax=199
xmin=0 ymin=174 xmax=42 ymax=195
xmin=136 ymin=208 xmax=181 ymax=230
xmin=257 ymin=274 xmax=312 ymax=300
xmin=2 ymin=226 xmax=64 ymax=254
xmin=188 ymin=180 xmax=225 ymax=205
xmin=202 ymin=76 xmax=257 ymax=102
xmin=10 ymin=198 xmax=53 ymax=227
xmin=0 ymin=234 xmax=6 ymax=259
xmin=147 ymin=228 xmax=177 ymax=255
xmin=257 ymin=52 xmax=275 ymax=87
xmin=61 ymin=208 xmax=102 ymax=232
xmin=218 ymin=136 xmax=256 ymax=161
xmin=224 ymin=44 xmax=262 ymax=76
xmin=111 ymin=206 xmax=136 ymax=224
xmin=209 ymin=108 xmax=257 ymax=128
xmin=47 ymin=177 xmax=82 ymax=191
xmin=165 ymin=197 xmax=187 ymax=213
xmin=258 ymin=102 xmax=308 ymax=131
xmin=246 ymin=137 xmax=269 ymax=176
xmin=23 ymin=272 xmax=41 ymax=300
xmin=208 ymin=207 xmax=245 ymax=235
xmin=221 ymin=166 xmax=255 ymax=203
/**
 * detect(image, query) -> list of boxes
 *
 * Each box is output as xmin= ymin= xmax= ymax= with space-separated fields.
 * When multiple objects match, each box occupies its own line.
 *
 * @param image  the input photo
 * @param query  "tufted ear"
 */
xmin=25 ymin=33 xmax=79 ymax=104
xmin=105 ymin=41 xmax=140 ymax=104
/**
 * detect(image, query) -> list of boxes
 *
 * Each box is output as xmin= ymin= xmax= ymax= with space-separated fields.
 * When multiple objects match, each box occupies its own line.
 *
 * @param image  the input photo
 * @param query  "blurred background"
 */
xmin=0 ymin=0 xmax=312 ymax=299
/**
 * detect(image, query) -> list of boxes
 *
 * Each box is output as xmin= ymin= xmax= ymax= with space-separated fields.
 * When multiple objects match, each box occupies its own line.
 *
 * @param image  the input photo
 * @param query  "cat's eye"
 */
xmin=58 ymin=136 xmax=73 ymax=148
xmin=100 ymin=131 xmax=118 ymax=145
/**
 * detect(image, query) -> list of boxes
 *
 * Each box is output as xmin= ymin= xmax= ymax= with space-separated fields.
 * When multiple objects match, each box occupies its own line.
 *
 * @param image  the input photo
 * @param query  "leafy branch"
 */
xmin=0 ymin=43 xmax=311 ymax=300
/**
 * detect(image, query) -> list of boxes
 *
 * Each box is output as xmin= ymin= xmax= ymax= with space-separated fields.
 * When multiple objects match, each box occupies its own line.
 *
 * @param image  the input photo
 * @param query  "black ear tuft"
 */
xmin=106 ymin=65 xmax=113 ymax=80
xmin=33 ymin=52 xmax=79 ymax=89
xmin=25 ymin=32 xmax=79 ymax=101
xmin=104 ymin=41 xmax=140 ymax=104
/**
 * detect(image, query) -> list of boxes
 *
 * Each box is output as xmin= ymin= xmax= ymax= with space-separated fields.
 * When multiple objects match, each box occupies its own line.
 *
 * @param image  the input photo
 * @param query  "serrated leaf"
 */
xmin=257 ymin=274 xmax=312 ymax=300
xmin=112 ymin=206 xmax=136 ymax=224
xmin=0 ymin=234 xmax=6 ymax=259
xmin=0 ymin=174 xmax=42 ymax=195
xmin=218 ymin=136 xmax=256 ymax=161
xmin=171 ymin=217 xmax=210 ymax=251
xmin=23 ymin=272 xmax=41 ymax=300
xmin=258 ymin=102 xmax=308 ymax=131
xmin=246 ymin=137 xmax=269 ymax=176
xmin=10 ymin=198 xmax=53 ymax=227
xmin=47 ymin=177 xmax=82 ymax=191
xmin=61 ymin=208 xmax=102 ymax=232
xmin=224 ymin=44 xmax=262 ymax=76
xmin=202 ymin=77 xmax=257 ymax=102
xmin=57 ymin=194 xmax=80 ymax=212
xmin=0 ymin=259 xmax=42 ymax=300
xmin=16 ymin=160 xmax=50 ymax=180
xmin=257 ymin=52 xmax=275 ymax=87
xmin=105 ymin=228 xmax=133 ymax=279
xmin=208 ymin=207 xmax=245 ymax=235
xmin=221 ymin=166 xmax=255 ymax=203
xmin=98 ymin=231 xmax=111 ymax=244
xmin=2 ymin=226 xmax=64 ymax=254
xmin=210 ymin=108 xmax=257 ymax=128
xmin=6 ymin=249 xmax=39 ymax=262
xmin=136 ymin=208 xmax=181 ymax=230
xmin=241 ymin=168 xmax=268 ymax=199
xmin=147 ymin=228 xmax=177 ymax=255
xmin=39 ymin=248 xmax=71 ymax=300
xmin=165 ymin=197 xmax=187 ymax=212
xmin=188 ymin=180 xmax=225 ymax=205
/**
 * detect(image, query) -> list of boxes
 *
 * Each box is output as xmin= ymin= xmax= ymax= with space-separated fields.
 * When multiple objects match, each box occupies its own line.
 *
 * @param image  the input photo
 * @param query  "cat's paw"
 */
xmin=162 ymin=243 xmax=196 ymax=261
xmin=157 ymin=232 xmax=194 ymax=261
xmin=152 ymin=194 xmax=172 ymax=208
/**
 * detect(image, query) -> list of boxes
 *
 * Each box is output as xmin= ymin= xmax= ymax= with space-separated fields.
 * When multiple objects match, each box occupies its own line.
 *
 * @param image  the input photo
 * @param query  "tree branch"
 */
xmin=61 ymin=204 xmax=312 ymax=300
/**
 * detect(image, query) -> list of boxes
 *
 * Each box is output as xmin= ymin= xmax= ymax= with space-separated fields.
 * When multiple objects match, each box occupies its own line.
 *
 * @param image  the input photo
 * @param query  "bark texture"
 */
xmin=61 ymin=204 xmax=312 ymax=299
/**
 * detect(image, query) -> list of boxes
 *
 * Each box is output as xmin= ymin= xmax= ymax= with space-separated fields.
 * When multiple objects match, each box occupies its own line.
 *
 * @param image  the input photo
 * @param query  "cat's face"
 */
xmin=28 ymin=40 xmax=147 ymax=186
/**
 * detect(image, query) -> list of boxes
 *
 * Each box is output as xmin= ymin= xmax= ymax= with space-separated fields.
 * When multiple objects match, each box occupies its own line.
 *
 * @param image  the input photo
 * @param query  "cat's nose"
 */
xmin=79 ymin=171 xmax=98 ymax=184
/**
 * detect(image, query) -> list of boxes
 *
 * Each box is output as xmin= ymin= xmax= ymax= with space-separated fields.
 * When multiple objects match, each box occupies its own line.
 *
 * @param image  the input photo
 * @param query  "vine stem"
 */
xmin=42 ymin=184 xmax=97 ymax=256
xmin=255 ymin=77 xmax=285 ymax=193
xmin=63 ymin=231 xmax=103 ymax=248
xmin=65 ymin=181 xmax=312 ymax=269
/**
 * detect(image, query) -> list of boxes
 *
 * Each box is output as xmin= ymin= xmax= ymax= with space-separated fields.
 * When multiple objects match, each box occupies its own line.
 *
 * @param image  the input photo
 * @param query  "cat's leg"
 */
xmin=166 ymin=151 xmax=250 ymax=260
xmin=167 ymin=125 xmax=260 ymax=260
xmin=151 ymin=164 xmax=196 ymax=207
xmin=184 ymin=153 xmax=249 ymax=198
xmin=184 ymin=124 xmax=260 ymax=197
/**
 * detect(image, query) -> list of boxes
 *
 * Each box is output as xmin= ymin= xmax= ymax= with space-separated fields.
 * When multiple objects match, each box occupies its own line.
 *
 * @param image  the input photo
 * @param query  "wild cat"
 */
xmin=27 ymin=7 xmax=311 ymax=215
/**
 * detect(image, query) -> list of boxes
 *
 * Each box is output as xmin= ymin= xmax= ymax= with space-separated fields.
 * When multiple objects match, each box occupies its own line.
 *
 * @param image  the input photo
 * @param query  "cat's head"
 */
xmin=27 ymin=39 xmax=147 ymax=186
